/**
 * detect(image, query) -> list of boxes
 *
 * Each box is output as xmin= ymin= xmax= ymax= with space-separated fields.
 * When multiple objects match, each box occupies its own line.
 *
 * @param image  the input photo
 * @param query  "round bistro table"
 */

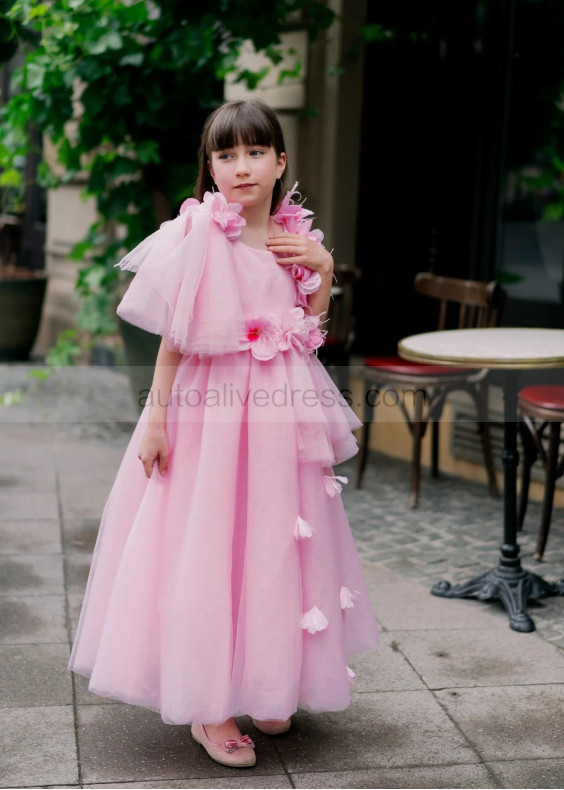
xmin=397 ymin=327 xmax=564 ymax=632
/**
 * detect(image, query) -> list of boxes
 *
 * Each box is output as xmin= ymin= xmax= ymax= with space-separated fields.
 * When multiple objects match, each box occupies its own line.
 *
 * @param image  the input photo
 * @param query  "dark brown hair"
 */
xmin=194 ymin=99 xmax=287 ymax=213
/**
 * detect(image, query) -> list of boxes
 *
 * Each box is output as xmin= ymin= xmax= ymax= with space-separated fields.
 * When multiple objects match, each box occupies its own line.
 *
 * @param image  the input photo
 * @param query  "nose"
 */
xmin=234 ymin=154 xmax=251 ymax=177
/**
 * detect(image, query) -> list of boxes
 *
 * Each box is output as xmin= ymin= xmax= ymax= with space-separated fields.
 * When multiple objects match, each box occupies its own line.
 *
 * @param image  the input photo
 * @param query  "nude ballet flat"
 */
xmin=191 ymin=723 xmax=256 ymax=768
xmin=251 ymin=717 xmax=292 ymax=735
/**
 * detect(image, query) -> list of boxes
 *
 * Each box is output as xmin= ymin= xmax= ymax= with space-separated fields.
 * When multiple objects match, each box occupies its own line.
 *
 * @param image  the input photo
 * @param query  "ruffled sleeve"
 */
xmin=115 ymin=195 xmax=247 ymax=357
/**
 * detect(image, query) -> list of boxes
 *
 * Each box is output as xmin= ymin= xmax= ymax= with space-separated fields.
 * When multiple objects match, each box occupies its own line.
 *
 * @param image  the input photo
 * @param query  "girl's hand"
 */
xmin=138 ymin=425 xmax=169 ymax=478
xmin=266 ymin=232 xmax=334 ymax=276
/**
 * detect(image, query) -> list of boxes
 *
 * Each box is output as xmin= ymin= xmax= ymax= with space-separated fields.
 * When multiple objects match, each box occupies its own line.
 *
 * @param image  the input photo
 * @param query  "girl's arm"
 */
xmin=138 ymin=338 xmax=182 ymax=478
xmin=266 ymin=232 xmax=334 ymax=318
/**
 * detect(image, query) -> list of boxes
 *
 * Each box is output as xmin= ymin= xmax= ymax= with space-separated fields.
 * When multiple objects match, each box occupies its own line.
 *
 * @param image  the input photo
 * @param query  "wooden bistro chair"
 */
xmin=517 ymin=385 xmax=564 ymax=561
xmin=318 ymin=263 xmax=362 ymax=392
xmin=355 ymin=272 xmax=506 ymax=507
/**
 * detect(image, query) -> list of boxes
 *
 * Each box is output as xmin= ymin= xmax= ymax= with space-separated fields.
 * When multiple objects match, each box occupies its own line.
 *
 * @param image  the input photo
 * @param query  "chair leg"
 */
xmin=410 ymin=389 xmax=426 ymax=508
xmin=477 ymin=383 xmax=500 ymax=498
xmin=355 ymin=384 xmax=375 ymax=489
xmin=431 ymin=420 xmax=440 ymax=479
xmin=517 ymin=419 xmax=537 ymax=531
xmin=535 ymin=422 xmax=561 ymax=561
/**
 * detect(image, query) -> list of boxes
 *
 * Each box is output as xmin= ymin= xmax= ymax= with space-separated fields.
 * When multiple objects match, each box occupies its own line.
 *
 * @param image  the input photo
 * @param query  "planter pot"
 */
xmin=0 ymin=273 xmax=48 ymax=361
xmin=118 ymin=317 xmax=161 ymax=414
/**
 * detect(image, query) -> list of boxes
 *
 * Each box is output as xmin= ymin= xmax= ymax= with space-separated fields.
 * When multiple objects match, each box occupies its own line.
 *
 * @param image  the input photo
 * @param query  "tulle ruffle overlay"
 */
xmin=69 ymin=187 xmax=379 ymax=724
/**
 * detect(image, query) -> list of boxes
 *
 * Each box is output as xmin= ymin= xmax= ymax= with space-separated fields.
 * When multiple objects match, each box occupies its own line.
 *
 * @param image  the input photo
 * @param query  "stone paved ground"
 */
xmin=338 ymin=453 xmax=564 ymax=648
xmin=2 ymin=363 xmax=564 ymax=788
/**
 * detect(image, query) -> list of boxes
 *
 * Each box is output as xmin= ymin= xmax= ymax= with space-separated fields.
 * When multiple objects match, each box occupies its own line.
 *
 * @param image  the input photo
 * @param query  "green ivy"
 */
xmin=0 ymin=0 xmax=335 ymax=337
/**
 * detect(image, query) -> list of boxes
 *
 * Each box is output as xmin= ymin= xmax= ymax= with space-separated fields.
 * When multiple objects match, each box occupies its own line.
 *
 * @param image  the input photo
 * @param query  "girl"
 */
xmin=69 ymin=98 xmax=379 ymax=769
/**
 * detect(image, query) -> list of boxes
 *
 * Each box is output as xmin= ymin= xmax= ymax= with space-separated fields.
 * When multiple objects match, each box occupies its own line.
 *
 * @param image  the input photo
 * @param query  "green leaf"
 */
xmin=28 ymin=2 xmax=48 ymax=19
xmin=136 ymin=139 xmax=160 ymax=164
xmin=0 ymin=168 xmax=21 ymax=187
xmin=119 ymin=52 xmax=144 ymax=67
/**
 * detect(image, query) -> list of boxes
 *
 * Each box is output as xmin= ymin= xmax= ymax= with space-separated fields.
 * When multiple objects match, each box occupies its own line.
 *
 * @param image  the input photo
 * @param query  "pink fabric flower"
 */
xmin=279 ymin=307 xmax=310 ymax=352
xmin=323 ymin=475 xmax=349 ymax=497
xmin=291 ymin=264 xmax=323 ymax=308
xmin=294 ymin=514 xmax=314 ymax=539
xmin=347 ymin=666 xmax=356 ymax=682
xmin=303 ymin=313 xmax=326 ymax=352
xmin=301 ymin=606 xmax=329 ymax=634
xmin=200 ymin=192 xmax=246 ymax=240
xmin=340 ymin=586 xmax=360 ymax=610
xmin=179 ymin=197 xmax=200 ymax=215
xmin=180 ymin=191 xmax=245 ymax=239
xmin=240 ymin=312 xmax=281 ymax=360
xmin=273 ymin=182 xmax=325 ymax=242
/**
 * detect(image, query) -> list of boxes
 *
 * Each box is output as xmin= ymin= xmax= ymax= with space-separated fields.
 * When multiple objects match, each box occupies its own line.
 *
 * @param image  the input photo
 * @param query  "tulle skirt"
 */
xmin=69 ymin=349 xmax=379 ymax=724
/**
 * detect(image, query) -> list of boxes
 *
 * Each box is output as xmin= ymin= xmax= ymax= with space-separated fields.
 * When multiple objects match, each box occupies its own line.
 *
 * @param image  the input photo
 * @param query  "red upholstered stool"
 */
xmin=517 ymin=385 xmax=564 ymax=561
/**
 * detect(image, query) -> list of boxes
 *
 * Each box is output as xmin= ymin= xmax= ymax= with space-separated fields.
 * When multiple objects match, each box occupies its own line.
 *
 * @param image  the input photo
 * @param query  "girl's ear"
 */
xmin=276 ymin=152 xmax=287 ymax=179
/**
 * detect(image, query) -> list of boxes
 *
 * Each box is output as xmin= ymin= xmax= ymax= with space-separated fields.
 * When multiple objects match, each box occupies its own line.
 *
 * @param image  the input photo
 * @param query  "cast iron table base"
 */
xmin=431 ymin=369 xmax=564 ymax=632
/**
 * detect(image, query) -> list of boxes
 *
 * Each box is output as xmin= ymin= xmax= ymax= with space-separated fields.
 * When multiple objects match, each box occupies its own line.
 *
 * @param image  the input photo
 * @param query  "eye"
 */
xmin=250 ymin=149 xmax=265 ymax=157
xmin=217 ymin=152 xmax=233 ymax=160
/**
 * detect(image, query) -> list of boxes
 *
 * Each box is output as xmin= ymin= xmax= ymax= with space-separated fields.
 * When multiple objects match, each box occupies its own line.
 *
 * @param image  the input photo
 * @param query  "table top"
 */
xmin=398 ymin=327 xmax=564 ymax=369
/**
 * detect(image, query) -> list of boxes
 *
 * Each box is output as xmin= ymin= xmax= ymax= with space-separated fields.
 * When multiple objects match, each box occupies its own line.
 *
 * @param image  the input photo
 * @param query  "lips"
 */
xmin=236 ymin=183 xmax=254 ymax=189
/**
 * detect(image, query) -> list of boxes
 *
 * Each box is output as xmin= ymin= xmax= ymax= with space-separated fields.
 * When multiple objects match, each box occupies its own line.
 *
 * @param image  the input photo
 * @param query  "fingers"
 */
xmin=158 ymin=451 xmax=169 ymax=476
xmin=138 ymin=450 xmax=169 ymax=478
xmin=138 ymin=454 xmax=154 ymax=479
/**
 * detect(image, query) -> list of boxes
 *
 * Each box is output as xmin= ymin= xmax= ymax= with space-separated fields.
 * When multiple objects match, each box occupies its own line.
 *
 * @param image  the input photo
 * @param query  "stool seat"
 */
xmin=364 ymin=355 xmax=474 ymax=377
xmin=519 ymin=385 xmax=564 ymax=413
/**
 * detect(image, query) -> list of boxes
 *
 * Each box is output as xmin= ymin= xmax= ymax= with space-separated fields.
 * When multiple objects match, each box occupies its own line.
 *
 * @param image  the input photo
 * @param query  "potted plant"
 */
xmin=0 ymin=179 xmax=48 ymax=362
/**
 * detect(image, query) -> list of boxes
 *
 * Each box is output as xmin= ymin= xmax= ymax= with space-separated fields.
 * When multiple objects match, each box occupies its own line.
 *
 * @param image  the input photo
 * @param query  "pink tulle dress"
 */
xmin=68 ymin=187 xmax=379 ymax=725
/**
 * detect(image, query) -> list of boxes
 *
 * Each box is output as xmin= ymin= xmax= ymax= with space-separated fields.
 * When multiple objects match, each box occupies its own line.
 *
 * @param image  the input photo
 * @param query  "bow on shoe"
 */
xmin=223 ymin=734 xmax=255 ymax=753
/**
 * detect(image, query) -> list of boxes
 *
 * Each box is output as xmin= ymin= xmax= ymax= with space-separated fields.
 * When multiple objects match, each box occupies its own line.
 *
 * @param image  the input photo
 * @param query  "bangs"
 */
xmin=205 ymin=101 xmax=279 ymax=154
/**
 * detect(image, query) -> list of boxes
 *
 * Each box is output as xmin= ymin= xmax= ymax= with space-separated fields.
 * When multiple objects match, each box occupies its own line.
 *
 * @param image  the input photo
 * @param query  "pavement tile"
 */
xmin=54 ymin=438 xmax=128 ymax=521
xmin=486 ymin=758 xmax=564 ymax=788
xmin=0 ymin=643 xmax=72 ymax=707
xmin=366 ymin=581 xmax=502 ymax=631
xmin=292 ymin=764 xmax=498 ymax=788
xmin=62 ymin=517 xmax=100 ymax=554
xmin=0 ymin=594 xmax=67 ymax=644
xmin=435 ymin=685 xmax=564 ymax=760
xmin=64 ymin=553 xmax=94 ymax=596
xmin=67 ymin=592 xmax=85 ymax=642
xmin=349 ymin=632 xmax=425 ymax=693
xmin=86 ymin=777 xmax=292 ymax=788
xmin=77 ymin=705 xmax=284 ymax=784
xmin=0 ymin=518 xmax=61 ymax=555
xmin=275 ymin=692 xmax=478 ymax=772
xmin=74 ymin=671 xmax=121 ymax=706
xmin=0 ymin=706 xmax=78 ymax=788
xmin=392 ymin=628 xmax=564 ymax=689
xmin=0 ymin=490 xmax=58 ymax=520
xmin=0 ymin=553 xmax=64 ymax=596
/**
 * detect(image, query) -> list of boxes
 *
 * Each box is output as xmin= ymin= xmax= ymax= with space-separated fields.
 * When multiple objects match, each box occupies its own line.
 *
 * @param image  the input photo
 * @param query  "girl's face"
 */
xmin=208 ymin=142 xmax=286 ymax=211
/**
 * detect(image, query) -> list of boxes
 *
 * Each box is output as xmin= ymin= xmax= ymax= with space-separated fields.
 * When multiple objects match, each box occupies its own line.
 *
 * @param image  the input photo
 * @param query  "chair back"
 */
xmin=323 ymin=263 xmax=362 ymax=351
xmin=414 ymin=272 xmax=506 ymax=331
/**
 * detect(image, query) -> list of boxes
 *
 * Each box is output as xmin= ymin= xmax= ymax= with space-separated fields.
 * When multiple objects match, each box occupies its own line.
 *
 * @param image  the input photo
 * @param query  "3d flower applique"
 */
xmin=347 ymin=666 xmax=356 ymax=683
xmin=279 ymin=307 xmax=310 ymax=352
xmin=303 ymin=312 xmax=326 ymax=352
xmin=340 ymin=586 xmax=360 ymax=610
xmin=240 ymin=312 xmax=282 ymax=360
xmin=323 ymin=475 xmax=349 ymax=497
xmin=291 ymin=264 xmax=323 ymax=307
xmin=301 ymin=606 xmax=329 ymax=634
xmin=294 ymin=514 xmax=314 ymax=539
xmin=274 ymin=182 xmax=325 ymax=243
xmin=197 ymin=191 xmax=246 ymax=240
xmin=179 ymin=197 xmax=200 ymax=215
